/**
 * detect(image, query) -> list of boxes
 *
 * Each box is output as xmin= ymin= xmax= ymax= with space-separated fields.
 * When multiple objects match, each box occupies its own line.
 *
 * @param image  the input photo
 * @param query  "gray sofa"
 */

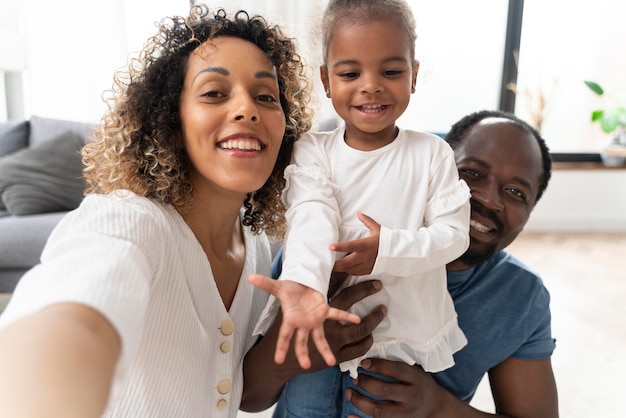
xmin=0 ymin=116 xmax=95 ymax=292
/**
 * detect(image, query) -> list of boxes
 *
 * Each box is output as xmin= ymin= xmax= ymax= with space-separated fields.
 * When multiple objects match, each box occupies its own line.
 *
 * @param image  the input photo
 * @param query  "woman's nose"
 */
xmin=231 ymin=95 xmax=258 ymax=122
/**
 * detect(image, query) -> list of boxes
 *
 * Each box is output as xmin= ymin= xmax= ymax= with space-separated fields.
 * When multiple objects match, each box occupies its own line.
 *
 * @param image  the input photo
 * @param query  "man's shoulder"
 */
xmin=480 ymin=251 xmax=551 ymax=308
xmin=484 ymin=250 xmax=540 ymax=279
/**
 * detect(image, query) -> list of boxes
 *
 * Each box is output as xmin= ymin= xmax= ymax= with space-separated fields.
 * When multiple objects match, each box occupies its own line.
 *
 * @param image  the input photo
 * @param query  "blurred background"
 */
xmin=2 ymin=0 xmax=626 ymax=154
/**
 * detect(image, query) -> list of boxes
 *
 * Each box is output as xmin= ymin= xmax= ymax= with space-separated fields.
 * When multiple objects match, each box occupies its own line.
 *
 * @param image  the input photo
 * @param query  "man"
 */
xmin=241 ymin=110 xmax=558 ymax=418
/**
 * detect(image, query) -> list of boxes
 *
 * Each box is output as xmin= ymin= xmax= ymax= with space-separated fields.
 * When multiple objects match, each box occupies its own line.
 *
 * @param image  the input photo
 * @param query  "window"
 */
xmin=514 ymin=0 xmax=626 ymax=153
xmin=7 ymin=0 xmax=625 ymax=157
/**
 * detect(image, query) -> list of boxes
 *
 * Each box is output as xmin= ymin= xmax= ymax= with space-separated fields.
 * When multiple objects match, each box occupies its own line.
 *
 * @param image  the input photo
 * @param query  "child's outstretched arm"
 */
xmin=248 ymin=274 xmax=360 ymax=369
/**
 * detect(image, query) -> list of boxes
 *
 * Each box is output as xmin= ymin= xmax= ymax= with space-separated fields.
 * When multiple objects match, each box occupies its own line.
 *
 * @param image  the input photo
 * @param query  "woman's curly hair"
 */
xmin=82 ymin=5 xmax=313 ymax=238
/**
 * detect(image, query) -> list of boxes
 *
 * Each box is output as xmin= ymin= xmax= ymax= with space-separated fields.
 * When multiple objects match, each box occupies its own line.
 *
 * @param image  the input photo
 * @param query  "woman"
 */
xmin=0 ymin=5 xmax=312 ymax=417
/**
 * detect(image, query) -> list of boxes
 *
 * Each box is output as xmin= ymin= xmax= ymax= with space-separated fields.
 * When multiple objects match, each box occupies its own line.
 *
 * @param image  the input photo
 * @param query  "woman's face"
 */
xmin=180 ymin=36 xmax=286 ymax=199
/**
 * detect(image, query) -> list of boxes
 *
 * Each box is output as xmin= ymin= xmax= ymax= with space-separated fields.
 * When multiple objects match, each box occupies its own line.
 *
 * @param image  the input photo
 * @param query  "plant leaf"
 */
xmin=600 ymin=113 xmax=620 ymax=133
xmin=591 ymin=110 xmax=604 ymax=122
xmin=584 ymin=80 xmax=604 ymax=95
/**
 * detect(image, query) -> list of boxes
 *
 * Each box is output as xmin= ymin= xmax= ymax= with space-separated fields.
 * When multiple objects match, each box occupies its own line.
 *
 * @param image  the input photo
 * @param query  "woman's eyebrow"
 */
xmin=192 ymin=66 xmax=229 ymax=84
xmin=256 ymin=70 xmax=277 ymax=80
xmin=192 ymin=67 xmax=276 ymax=84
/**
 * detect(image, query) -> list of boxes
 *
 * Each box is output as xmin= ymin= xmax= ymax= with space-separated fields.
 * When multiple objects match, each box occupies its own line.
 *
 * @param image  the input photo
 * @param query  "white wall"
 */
xmin=0 ymin=0 xmax=190 ymax=124
xmin=526 ymin=169 xmax=626 ymax=232
xmin=1 ymin=0 xmax=625 ymax=232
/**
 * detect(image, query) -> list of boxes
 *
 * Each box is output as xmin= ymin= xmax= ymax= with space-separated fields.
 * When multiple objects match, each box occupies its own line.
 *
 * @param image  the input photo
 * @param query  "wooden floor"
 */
xmin=471 ymin=232 xmax=626 ymax=418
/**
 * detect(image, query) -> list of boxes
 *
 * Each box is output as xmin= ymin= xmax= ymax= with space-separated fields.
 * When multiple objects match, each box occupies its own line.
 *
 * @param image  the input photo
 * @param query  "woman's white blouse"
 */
xmin=0 ymin=191 xmax=271 ymax=417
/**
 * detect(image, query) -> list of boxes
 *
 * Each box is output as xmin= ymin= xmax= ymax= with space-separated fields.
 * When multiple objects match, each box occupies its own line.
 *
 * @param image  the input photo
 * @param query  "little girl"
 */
xmin=250 ymin=1 xmax=471 ymax=415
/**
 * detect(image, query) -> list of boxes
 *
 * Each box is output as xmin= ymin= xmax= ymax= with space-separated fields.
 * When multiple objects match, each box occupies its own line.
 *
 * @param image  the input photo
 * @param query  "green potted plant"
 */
xmin=584 ymin=80 xmax=626 ymax=165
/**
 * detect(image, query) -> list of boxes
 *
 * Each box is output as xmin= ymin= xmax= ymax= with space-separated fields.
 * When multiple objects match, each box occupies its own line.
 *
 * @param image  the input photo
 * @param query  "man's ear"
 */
xmin=411 ymin=60 xmax=420 ymax=93
xmin=320 ymin=65 xmax=331 ymax=97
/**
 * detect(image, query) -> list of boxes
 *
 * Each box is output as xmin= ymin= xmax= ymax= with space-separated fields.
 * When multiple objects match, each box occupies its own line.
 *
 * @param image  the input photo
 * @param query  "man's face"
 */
xmin=449 ymin=118 xmax=544 ymax=270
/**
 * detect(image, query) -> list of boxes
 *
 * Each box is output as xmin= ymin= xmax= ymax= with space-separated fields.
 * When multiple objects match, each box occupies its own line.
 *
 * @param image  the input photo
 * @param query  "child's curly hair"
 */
xmin=82 ymin=5 xmax=313 ymax=238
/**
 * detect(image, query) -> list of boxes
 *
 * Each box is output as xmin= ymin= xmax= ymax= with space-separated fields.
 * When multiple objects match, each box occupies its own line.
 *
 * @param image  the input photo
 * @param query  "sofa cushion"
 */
xmin=0 ymin=130 xmax=86 ymax=215
xmin=0 ymin=120 xmax=30 ymax=212
xmin=0 ymin=120 xmax=29 ymax=157
xmin=29 ymin=115 xmax=94 ymax=146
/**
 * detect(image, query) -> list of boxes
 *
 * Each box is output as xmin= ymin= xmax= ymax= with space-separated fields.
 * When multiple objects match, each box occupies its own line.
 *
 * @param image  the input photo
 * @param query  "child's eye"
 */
xmin=339 ymin=71 xmax=359 ymax=79
xmin=383 ymin=69 xmax=403 ymax=77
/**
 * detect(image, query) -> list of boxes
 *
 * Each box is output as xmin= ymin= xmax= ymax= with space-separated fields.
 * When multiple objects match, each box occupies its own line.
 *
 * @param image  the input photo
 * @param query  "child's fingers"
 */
xmin=247 ymin=274 xmax=279 ymax=295
xmin=357 ymin=211 xmax=381 ymax=234
xmin=329 ymin=239 xmax=352 ymax=253
xmin=327 ymin=307 xmax=361 ymax=324
xmin=312 ymin=326 xmax=336 ymax=366
xmin=275 ymin=323 xmax=295 ymax=364
xmin=294 ymin=328 xmax=311 ymax=369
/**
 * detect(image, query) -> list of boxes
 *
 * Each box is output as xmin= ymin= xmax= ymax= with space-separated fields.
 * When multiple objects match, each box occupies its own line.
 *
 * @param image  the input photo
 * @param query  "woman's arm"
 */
xmin=0 ymin=303 xmax=121 ymax=418
xmin=240 ymin=279 xmax=386 ymax=412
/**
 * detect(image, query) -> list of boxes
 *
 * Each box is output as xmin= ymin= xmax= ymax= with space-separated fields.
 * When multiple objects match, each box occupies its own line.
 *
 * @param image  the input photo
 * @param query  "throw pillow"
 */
xmin=0 ymin=120 xmax=29 ymax=157
xmin=0 ymin=130 xmax=87 ymax=215
xmin=0 ymin=120 xmax=29 ymax=211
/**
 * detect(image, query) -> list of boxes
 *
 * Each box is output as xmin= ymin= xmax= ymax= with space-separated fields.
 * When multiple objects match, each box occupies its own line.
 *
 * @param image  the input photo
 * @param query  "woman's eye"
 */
xmin=257 ymin=94 xmax=277 ymax=103
xmin=202 ymin=90 xmax=224 ymax=98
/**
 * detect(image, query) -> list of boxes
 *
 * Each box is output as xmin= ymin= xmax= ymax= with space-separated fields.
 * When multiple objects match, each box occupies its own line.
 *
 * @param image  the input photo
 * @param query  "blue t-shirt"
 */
xmin=270 ymin=248 xmax=556 ymax=403
xmin=433 ymin=250 xmax=556 ymax=401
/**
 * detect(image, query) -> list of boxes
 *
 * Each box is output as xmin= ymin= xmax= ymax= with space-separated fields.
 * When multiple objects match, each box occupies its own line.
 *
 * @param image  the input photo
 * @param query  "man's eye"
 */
xmin=460 ymin=168 xmax=480 ymax=178
xmin=506 ymin=187 xmax=527 ymax=201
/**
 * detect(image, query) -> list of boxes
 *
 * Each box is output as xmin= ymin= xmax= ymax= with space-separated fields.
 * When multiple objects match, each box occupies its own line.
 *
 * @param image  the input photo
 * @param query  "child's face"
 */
xmin=179 ymin=36 xmax=286 ymax=198
xmin=321 ymin=19 xmax=417 ymax=150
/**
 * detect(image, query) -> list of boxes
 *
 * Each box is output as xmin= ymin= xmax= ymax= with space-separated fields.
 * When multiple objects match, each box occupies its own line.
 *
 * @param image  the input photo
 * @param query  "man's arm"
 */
xmin=240 ymin=279 xmax=386 ymax=412
xmin=346 ymin=357 xmax=558 ymax=418
xmin=489 ymin=357 xmax=558 ymax=418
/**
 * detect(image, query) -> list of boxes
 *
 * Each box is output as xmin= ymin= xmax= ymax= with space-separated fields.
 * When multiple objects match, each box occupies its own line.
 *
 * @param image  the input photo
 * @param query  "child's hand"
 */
xmin=331 ymin=212 xmax=380 ymax=276
xmin=248 ymin=274 xmax=361 ymax=369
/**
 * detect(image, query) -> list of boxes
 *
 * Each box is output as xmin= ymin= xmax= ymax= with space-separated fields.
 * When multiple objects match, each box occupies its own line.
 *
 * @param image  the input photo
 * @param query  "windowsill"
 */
xmin=553 ymin=161 xmax=626 ymax=170
xmin=550 ymin=153 xmax=626 ymax=170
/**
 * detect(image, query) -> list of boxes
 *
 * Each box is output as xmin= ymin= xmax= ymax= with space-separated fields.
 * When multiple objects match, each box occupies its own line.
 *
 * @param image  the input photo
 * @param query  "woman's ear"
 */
xmin=320 ymin=65 xmax=331 ymax=97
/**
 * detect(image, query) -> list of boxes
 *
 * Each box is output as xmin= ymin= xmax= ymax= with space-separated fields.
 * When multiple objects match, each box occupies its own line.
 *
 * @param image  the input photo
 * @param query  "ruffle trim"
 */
xmin=283 ymin=165 xmax=339 ymax=197
xmin=339 ymin=315 xmax=468 ymax=378
xmin=427 ymin=179 xmax=470 ymax=220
